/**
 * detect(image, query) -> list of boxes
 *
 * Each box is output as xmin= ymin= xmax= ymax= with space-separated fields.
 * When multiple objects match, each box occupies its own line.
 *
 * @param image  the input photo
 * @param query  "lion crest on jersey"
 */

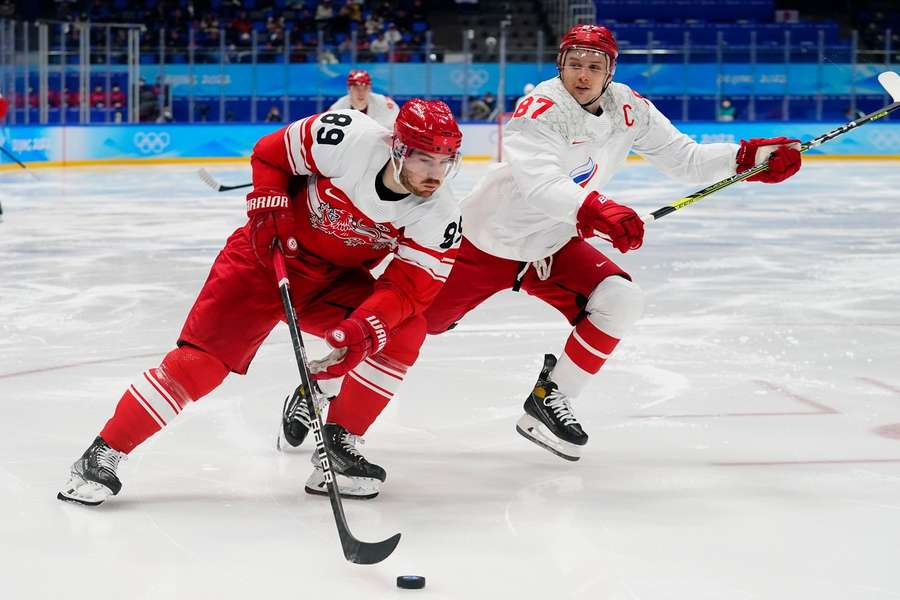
xmin=306 ymin=177 xmax=398 ymax=250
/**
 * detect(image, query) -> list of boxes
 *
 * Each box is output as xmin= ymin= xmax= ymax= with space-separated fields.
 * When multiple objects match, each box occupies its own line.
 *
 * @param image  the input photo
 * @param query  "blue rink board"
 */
xmin=1 ymin=121 xmax=899 ymax=165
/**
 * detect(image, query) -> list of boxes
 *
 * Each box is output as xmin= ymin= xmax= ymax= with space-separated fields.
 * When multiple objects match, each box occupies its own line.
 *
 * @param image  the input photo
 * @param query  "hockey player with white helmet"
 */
xmin=329 ymin=69 xmax=400 ymax=130
xmin=58 ymin=99 xmax=463 ymax=505
xmin=424 ymin=24 xmax=803 ymax=462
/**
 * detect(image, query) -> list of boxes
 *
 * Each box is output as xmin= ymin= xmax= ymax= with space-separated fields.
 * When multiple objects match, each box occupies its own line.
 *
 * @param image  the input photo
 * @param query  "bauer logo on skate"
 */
xmin=132 ymin=131 xmax=171 ymax=154
xmin=569 ymin=158 xmax=599 ymax=188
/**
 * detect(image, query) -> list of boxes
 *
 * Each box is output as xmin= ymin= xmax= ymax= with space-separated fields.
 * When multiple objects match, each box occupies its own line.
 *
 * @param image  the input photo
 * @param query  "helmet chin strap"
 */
xmin=578 ymin=75 xmax=612 ymax=108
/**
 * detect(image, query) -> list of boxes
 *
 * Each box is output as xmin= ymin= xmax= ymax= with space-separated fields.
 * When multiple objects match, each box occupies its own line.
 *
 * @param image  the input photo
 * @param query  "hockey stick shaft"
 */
xmin=272 ymin=247 xmax=401 ymax=565
xmin=197 ymin=168 xmax=252 ymax=192
xmin=0 ymin=144 xmax=39 ymax=180
xmin=644 ymin=84 xmax=900 ymax=222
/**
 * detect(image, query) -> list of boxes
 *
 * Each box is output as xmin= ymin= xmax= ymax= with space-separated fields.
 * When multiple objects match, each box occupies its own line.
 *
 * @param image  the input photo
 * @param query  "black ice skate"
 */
xmin=305 ymin=424 xmax=386 ymax=500
xmin=276 ymin=382 xmax=329 ymax=451
xmin=516 ymin=354 xmax=588 ymax=461
xmin=57 ymin=436 xmax=127 ymax=506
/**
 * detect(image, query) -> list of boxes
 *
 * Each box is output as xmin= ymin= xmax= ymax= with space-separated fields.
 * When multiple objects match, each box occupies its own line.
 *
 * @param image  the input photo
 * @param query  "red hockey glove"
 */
xmin=736 ymin=137 xmax=802 ymax=183
xmin=311 ymin=311 xmax=388 ymax=380
xmin=576 ymin=191 xmax=644 ymax=253
xmin=246 ymin=189 xmax=298 ymax=265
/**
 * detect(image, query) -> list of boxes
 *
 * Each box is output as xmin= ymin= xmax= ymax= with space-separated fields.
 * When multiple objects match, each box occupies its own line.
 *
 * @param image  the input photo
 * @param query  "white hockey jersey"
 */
xmin=250 ymin=109 xmax=460 ymax=329
xmin=329 ymin=92 xmax=400 ymax=130
xmin=463 ymin=77 xmax=740 ymax=261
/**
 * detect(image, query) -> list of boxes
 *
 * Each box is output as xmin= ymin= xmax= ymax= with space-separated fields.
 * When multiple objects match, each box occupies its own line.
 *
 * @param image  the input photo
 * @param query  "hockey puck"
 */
xmin=396 ymin=575 xmax=426 ymax=589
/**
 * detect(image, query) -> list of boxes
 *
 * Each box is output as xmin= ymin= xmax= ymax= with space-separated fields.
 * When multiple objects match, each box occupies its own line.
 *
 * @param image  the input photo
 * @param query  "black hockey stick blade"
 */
xmin=197 ymin=167 xmax=252 ymax=192
xmin=342 ymin=531 xmax=402 ymax=565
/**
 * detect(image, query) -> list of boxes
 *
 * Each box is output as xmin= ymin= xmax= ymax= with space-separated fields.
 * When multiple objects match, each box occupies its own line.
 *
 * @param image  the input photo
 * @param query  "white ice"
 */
xmin=1 ymin=160 xmax=900 ymax=599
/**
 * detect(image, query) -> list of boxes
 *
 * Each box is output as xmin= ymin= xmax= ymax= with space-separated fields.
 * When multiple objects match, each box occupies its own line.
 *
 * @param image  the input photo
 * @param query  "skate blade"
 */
xmin=305 ymin=471 xmax=381 ymax=500
xmin=516 ymin=415 xmax=582 ymax=462
xmin=57 ymin=477 xmax=114 ymax=506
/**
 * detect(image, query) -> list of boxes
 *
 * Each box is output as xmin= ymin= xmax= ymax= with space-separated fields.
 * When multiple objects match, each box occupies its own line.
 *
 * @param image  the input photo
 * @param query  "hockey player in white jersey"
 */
xmin=329 ymin=69 xmax=400 ymax=130
xmin=423 ymin=24 xmax=802 ymax=461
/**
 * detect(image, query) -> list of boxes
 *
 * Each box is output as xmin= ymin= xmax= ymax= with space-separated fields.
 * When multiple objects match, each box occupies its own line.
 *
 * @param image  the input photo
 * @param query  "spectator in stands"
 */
xmin=339 ymin=0 xmax=362 ymax=26
xmin=315 ymin=1 xmax=334 ymax=23
xmin=467 ymin=94 xmax=491 ymax=121
xmin=265 ymin=105 xmax=282 ymax=122
xmin=138 ymin=79 xmax=158 ymax=122
xmin=337 ymin=35 xmax=355 ymax=62
xmin=48 ymin=88 xmax=62 ymax=108
xmin=365 ymin=12 xmax=384 ymax=36
xmin=384 ymin=22 xmax=402 ymax=46
xmin=717 ymin=98 xmax=736 ymax=122
xmin=90 ymin=85 xmax=106 ymax=108
xmin=64 ymin=87 xmax=80 ymax=108
xmin=370 ymin=32 xmax=390 ymax=58
xmin=110 ymin=85 xmax=125 ymax=109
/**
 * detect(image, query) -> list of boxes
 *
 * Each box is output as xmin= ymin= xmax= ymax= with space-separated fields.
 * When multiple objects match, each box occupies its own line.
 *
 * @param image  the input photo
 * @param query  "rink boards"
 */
xmin=1 ymin=120 xmax=900 ymax=169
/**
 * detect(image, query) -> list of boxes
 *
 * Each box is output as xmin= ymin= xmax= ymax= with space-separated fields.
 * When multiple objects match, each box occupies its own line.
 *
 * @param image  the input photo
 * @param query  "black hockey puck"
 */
xmin=396 ymin=575 xmax=426 ymax=589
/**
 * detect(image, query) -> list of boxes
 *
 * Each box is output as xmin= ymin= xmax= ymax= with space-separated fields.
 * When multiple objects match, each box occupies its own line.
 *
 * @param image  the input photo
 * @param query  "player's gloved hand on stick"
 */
xmin=576 ymin=191 xmax=644 ymax=253
xmin=246 ymin=188 xmax=299 ymax=265
xmin=736 ymin=137 xmax=802 ymax=183
xmin=312 ymin=311 xmax=388 ymax=380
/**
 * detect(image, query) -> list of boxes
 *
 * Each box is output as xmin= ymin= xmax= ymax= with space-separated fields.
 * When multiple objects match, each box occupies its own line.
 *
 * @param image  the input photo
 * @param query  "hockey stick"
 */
xmin=0 ymin=145 xmax=40 ymax=180
xmin=272 ymin=246 xmax=401 ymax=565
xmin=197 ymin=167 xmax=252 ymax=192
xmin=643 ymin=70 xmax=900 ymax=223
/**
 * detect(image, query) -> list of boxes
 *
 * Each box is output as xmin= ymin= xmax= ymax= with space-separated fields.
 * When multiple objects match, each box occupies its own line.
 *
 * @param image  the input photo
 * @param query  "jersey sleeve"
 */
xmin=631 ymin=94 xmax=739 ymax=184
xmin=249 ymin=110 xmax=362 ymax=192
xmin=502 ymin=100 xmax=592 ymax=226
xmin=355 ymin=205 xmax=462 ymax=331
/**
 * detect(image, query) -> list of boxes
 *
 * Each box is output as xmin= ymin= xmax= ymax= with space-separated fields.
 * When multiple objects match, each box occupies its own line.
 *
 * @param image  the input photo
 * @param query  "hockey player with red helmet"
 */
xmin=58 ymin=99 xmax=463 ymax=505
xmin=423 ymin=25 xmax=803 ymax=462
xmin=330 ymin=69 xmax=399 ymax=129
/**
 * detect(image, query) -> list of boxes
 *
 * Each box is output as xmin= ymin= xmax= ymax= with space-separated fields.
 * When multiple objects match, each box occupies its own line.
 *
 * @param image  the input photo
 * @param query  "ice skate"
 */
xmin=57 ymin=436 xmax=126 ymax=506
xmin=305 ymin=424 xmax=386 ymax=499
xmin=276 ymin=382 xmax=329 ymax=451
xmin=516 ymin=354 xmax=588 ymax=461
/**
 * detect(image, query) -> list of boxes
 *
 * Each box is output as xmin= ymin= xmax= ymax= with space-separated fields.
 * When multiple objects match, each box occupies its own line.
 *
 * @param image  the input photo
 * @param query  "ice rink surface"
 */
xmin=2 ymin=159 xmax=900 ymax=599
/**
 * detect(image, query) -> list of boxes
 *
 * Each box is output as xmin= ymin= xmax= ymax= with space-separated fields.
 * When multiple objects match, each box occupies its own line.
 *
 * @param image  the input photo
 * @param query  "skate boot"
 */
xmin=516 ymin=354 xmax=588 ymax=461
xmin=57 ymin=436 xmax=127 ymax=506
xmin=305 ymin=424 xmax=386 ymax=499
xmin=276 ymin=382 xmax=329 ymax=451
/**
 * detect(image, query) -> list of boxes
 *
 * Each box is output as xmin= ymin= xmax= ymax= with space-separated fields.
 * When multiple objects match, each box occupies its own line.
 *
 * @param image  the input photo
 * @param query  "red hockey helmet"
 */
xmin=558 ymin=24 xmax=618 ymax=76
xmin=346 ymin=69 xmax=372 ymax=87
xmin=393 ymin=99 xmax=462 ymax=157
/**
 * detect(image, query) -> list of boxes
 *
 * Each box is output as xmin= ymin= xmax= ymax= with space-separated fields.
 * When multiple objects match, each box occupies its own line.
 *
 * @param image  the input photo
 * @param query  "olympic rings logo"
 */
xmin=450 ymin=68 xmax=489 ymax=90
xmin=133 ymin=131 xmax=171 ymax=154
